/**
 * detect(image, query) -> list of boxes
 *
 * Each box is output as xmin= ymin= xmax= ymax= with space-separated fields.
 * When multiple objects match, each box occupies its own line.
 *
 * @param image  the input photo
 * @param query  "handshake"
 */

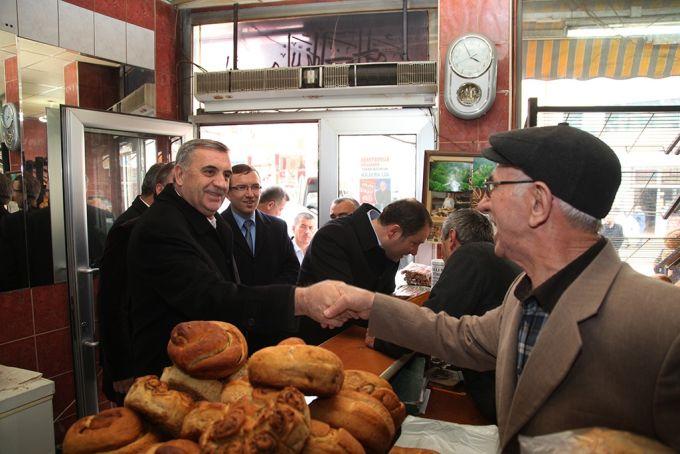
xmin=294 ymin=280 xmax=377 ymax=329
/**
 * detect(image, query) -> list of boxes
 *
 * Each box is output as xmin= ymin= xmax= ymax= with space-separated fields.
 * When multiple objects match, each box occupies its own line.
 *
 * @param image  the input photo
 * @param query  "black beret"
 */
xmin=482 ymin=124 xmax=621 ymax=219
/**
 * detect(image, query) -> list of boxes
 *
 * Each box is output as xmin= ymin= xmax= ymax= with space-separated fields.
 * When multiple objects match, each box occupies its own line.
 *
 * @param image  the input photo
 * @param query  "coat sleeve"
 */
xmin=272 ymin=220 xmax=300 ymax=285
xmin=369 ymin=293 xmax=500 ymax=372
xmin=298 ymin=224 xmax=354 ymax=285
xmin=130 ymin=217 xmax=297 ymax=333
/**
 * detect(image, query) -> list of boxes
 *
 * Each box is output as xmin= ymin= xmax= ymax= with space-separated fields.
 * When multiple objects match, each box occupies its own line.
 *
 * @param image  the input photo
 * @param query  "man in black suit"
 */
xmin=222 ymin=164 xmax=300 ymax=350
xmin=127 ymin=139 xmax=344 ymax=377
xmin=297 ymin=199 xmax=432 ymax=344
xmin=373 ymin=208 xmax=522 ymax=422
xmin=97 ymin=162 xmax=175 ymax=403
xmin=112 ymin=162 xmax=165 ymax=229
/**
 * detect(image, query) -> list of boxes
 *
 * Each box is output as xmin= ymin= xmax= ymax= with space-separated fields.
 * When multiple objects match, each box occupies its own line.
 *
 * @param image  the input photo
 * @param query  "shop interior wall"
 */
xmin=0 ymin=0 xmax=178 ymax=446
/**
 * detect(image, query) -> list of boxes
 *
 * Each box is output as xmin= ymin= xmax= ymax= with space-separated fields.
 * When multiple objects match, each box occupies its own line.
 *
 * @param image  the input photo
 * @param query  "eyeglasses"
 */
xmin=481 ymin=179 xmax=535 ymax=197
xmin=229 ymin=184 xmax=262 ymax=193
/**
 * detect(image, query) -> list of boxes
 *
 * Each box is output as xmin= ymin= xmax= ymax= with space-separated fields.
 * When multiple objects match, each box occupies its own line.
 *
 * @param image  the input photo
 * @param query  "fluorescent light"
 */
xmin=567 ymin=23 xmax=680 ymax=39
xmin=38 ymin=115 xmax=47 ymax=123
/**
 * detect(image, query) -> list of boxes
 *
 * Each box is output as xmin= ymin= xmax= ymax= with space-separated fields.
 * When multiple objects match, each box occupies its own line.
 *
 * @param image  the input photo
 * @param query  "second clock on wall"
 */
xmin=444 ymin=33 xmax=498 ymax=120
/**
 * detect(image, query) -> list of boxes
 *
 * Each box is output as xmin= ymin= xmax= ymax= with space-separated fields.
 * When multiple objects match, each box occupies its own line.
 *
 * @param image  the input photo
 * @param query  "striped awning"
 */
xmin=523 ymin=38 xmax=680 ymax=80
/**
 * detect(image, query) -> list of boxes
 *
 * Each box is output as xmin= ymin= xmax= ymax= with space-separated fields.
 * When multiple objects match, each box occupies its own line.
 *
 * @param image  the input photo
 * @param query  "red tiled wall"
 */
xmin=21 ymin=118 xmax=48 ymax=162
xmin=438 ymin=0 xmax=512 ymax=153
xmin=76 ymin=62 xmax=119 ymax=110
xmin=155 ymin=0 xmax=178 ymax=120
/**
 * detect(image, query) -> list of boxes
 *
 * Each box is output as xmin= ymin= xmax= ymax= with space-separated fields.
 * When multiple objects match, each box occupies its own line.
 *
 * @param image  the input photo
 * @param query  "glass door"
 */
xmin=61 ymin=107 xmax=192 ymax=416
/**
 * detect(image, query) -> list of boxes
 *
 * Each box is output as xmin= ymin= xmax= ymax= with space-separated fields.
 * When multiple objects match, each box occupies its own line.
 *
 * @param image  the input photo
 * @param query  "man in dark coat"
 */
xmin=98 ymin=162 xmax=174 ymax=403
xmin=127 ymin=139 xmax=342 ymax=377
xmin=297 ymin=199 xmax=432 ymax=344
xmin=222 ymin=164 xmax=299 ymax=350
xmin=373 ymin=208 xmax=522 ymax=422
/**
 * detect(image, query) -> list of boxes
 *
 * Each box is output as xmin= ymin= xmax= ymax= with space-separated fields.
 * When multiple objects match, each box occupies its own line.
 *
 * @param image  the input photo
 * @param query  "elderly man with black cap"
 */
xmin=325 ymin=124 xmax=680 ymax=451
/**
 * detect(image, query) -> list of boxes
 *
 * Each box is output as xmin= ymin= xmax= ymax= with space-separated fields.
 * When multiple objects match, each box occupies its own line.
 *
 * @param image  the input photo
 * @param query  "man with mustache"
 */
xmin=127 ymin=139 xmax=343 ymax=377
xmin=326 ymin=125 xmax=680 ymax=451
xmin=222 ymin=164 xmax=300 ymax=350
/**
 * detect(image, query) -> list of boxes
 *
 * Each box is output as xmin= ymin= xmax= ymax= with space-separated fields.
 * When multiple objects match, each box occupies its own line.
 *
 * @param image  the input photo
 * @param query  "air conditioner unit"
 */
xmin=194 ymin=62 xmax=437 ymax=112
xmin=111 ymin=83 xmax=156 ymax=116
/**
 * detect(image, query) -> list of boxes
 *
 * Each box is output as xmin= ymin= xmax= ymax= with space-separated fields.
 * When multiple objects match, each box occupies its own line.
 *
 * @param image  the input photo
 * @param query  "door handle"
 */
xmin=78 ymin=267 xmax=99 ymax=274
xmin=82 ymin=339 xmax=99 ymax=348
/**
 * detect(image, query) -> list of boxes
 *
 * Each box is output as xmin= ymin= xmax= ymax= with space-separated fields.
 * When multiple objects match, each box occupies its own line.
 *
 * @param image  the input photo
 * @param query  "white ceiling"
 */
xmin=0 ymin=32 xmax=119 ymax=118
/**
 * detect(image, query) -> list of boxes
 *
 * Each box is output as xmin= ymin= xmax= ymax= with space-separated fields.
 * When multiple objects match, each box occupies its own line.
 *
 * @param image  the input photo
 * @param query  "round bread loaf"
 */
xmin=343 ymin=370 xmax=406 ymax=429
xmin=144 ymin=439 xmax=201 ymax=454
xmin=278 ymin=337 xmax=306 ymax=346
xmin=220 ymin=378 xmax=254 ymax=405
xmin=248 ymin=345 xmax=344 ymax=396
xmin=167 ymin=321 xmax=248 ymax=379
xmin=124 ymin=375 xmax=195 ymax=437
xmin=160 ymin=366 xmax=223 ymax=402
xmin=310 ymin=389 xmax=395 ymax=454
xmin=181 ymin=401 xmax=231 ymax=441
xmin=62 ymin=407 xmax=160 ymax=454
xmin=302 ymin=420 xmax=365 ymax=454
xmin=200 ymin=386 xmax=311 ymax=454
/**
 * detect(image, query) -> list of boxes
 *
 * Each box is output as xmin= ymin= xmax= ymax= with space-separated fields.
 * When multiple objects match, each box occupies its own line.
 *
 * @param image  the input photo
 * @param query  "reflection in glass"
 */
xmin=338 ymin=134 xmax=417 ymax=210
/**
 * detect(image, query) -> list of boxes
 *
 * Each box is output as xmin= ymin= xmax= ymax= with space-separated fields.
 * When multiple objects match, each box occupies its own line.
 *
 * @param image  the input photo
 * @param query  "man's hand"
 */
xmin=295 ymin=280 xmax=350 ymax=329
xmin=323 ymin=283 xmax=375 ymax=321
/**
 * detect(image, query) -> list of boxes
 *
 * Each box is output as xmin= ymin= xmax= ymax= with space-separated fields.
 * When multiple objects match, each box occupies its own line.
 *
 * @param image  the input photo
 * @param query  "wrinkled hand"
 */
xmin=295 ymin=280 xmax=352 ymax=329
xmin=323 ymin=282 xmax=375 ymax=321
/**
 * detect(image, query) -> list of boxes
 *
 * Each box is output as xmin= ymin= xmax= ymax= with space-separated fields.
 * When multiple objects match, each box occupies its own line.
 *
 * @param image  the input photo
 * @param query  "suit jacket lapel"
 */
xmin=254 ymin=210 xmax=267 ymax=256
xmin=495 ymin=294 xmax=522 ymax=440
xmin=223 ymin=208 xmax=251 ymax=256
xmin=500 ymin=243 xmax=623 ymax=447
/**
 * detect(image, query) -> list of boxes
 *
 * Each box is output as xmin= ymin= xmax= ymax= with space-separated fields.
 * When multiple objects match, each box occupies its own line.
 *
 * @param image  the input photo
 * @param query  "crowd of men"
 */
xmin=97 ymin=125 xmax=679 ymax=451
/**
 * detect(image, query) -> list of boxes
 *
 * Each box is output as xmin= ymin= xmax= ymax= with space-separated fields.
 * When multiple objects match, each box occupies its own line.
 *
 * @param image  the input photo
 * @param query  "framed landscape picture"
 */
xmin=422 ymin=152 xmax=498 ymax=238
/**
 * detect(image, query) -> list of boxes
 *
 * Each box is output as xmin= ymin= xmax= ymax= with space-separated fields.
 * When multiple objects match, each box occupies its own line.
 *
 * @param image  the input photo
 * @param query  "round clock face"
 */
xmin=1 ymin=103 xmax=16 ymax=128
xmin=449 ymin=35 xmax=493 ymax=78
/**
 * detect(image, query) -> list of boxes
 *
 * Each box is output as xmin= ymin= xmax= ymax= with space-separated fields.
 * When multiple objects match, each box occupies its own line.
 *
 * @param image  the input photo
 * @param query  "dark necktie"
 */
xmin=243 ymin=219 xmax=254 ymax=254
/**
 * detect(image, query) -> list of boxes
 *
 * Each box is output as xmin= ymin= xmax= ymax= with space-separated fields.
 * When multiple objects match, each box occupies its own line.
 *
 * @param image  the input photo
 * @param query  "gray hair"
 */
xmin=332 ymin=197 xmax=359 ymax=208
xmin=556 ymin=198 xmax=602 ymax=233
xmin=294 ymin=212 xmax=315 ymax=226
xmin=441 ymin=208 xmax=494 ymax=244
xmin=175 ymin=139 xmax=229 ymax=169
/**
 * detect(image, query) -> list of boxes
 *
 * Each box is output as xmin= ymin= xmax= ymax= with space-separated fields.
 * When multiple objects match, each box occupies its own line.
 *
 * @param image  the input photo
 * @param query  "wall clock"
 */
xmin=444 ymin=33 xmax=497 ymax=120
xmin=1 ymin=103 xmax=20 ymax=151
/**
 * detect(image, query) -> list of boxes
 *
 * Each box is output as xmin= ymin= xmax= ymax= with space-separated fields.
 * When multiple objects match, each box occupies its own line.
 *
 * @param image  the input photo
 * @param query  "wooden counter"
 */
xmin=320 ymin=324 xmax=490 ymax=425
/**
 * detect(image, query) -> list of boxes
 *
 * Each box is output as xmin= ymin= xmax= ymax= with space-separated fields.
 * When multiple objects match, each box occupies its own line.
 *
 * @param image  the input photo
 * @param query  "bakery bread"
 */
xmin=302 ymin=420 xmax=365 ymax=454
xmin=201 ymin=386 xmax=311 ymax=454
xmin=62 ymin=407 xmax=160 ymax=454
xmin=343 ymin=370 xmax=406 ymax=428
xmin=310 ymin=389 xmax=395 ymax=454
xmin=144 ymin=439 xmax=201 ymax=454
xmin=180 ymin=401 xmax=231 ymax=441
xmin=220 ymin=378 xmax=254 ymax=405
xmin=389 ymin=448 xmax=439 ymax=454
xmin=167 ymin=321 xmax=248 ymax=379
xmin=248 ymin=345 xmax=344 ymax=396
xmin=124 ymin=375 xmax=195 ymax=437
xmin=571 ymin=427 xmax=674 ymax=453
xmin=278 ymin=337 xmax=306 ymax=346
xmin=160 ymin=366 xmax=223 ymax=402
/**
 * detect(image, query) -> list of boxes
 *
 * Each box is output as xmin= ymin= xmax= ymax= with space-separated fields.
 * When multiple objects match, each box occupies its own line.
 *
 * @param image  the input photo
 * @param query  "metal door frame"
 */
xmin=61 ymin=106 xmax=193 ymax=416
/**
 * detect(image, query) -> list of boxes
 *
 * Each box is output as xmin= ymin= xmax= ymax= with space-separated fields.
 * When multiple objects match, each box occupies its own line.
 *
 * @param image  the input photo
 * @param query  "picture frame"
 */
xmin=422 ymin=151 xmax=496 ymax=240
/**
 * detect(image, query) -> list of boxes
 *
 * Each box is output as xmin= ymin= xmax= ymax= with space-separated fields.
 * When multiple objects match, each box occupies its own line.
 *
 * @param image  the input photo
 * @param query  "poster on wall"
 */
xmin=360 ymin=155 xmax=392 ymax=209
